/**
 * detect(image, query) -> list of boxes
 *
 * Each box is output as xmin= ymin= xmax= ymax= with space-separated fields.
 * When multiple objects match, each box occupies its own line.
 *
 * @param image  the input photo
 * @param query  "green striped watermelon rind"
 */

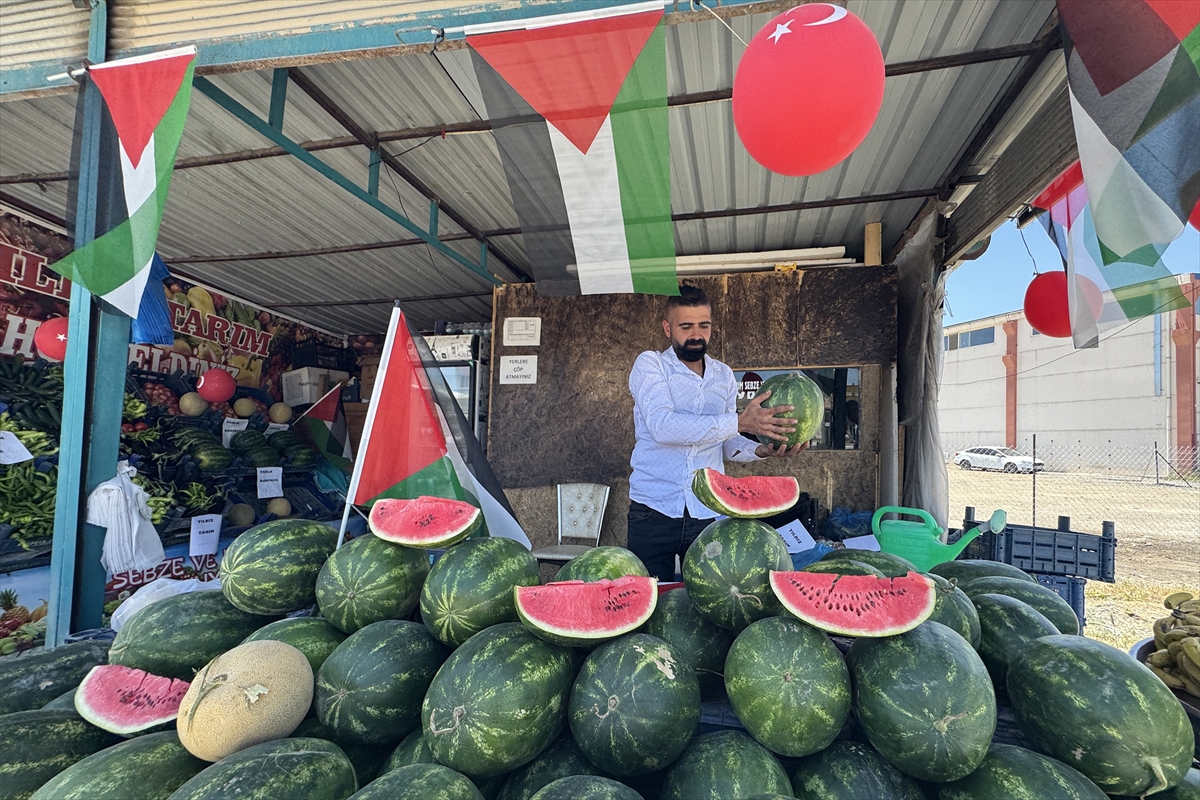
xmin=0 ymin=639 xmax=110 ymax=715
xmin=315 ymin=532 xmax=430 ymax=634
xmin=928 ymin=559 xmax=1036 ymax=585
xmin=751 ymin=372 xmax=826 ymax=448
xmin=241 ymin=616 xmax=348 ymax=676
xmin=495 ymin=735 xmax=605 ymax=800
xmin=529 ymin=775 xmax=643 ymax=800
xmin=924 ymin=573 xmax=981 ymax=648
xmin=1006 ymin=634 xmax=1195 ymax=797
xmin=0 ymin=708 xmax=123 ymax=800
xmin=818 ymin=548 xmax=921 ymax=578
xmin=723 ymin=616 xmax=850 ymax=758
xmin=790 ymin=740 xmax=925 ymax=800
xmin=554 ymin=546 xmax=649 ymax=582
xmin=936 ymin=744 xmax=1108 ymax=800
xmin=567 ymin=633 xmax=700 ymax=776
xmin=27 ymin=731 xmax=206 ymax=800
xmin=847 ymin=621 xmax=997 ymax=783
xmin=515 ymin=576 xmax=658 ymax=648
xmin=348 ymin=762 xmax=483 ymax=800
xmin=690 ymin=468 xmax=800 ymax=518
xmin=959 ymin=575 xmax=1081 ymax=635
xmin=972 ymin=593 xmax=1060 ymax=692
xmin=219 ymin=519 xmax=339 ymax=615
xmin=770 ymin=571 xmax=936 ymax=637
xmin=639 ymin=587 xmax=736 ymax=696
xmin=166 ymin=737 xmax=358 ymax=800
xmin=369 ymin=496 xmax=483 ymax=548
xmin=682 ymin=518 xmax=792 ymax=631
xmin=660 ymin=730 xmax=793 ymax=800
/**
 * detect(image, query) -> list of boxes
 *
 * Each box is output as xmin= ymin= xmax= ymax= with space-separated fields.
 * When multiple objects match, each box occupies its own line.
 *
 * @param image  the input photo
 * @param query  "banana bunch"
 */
xmin=1147 ymin=591 xmax=1200 ymax=697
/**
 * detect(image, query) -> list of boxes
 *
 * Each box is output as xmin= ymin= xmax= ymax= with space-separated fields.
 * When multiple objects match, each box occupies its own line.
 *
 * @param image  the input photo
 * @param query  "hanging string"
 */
xmin=1017 ymin=221 xmax=1040 ymax=276
xmin=691 ymin=0 xmax=748 ymax=46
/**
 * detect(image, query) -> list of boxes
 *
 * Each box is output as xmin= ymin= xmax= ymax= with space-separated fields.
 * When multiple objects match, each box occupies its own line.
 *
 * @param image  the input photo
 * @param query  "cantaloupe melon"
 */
xmin=179 ymin=392 xmax=208 ymax=417
xmin=268 ymin=403 xmax=292 ymax=423
xmin=176 ymin=640 xmax=313 ymax=762
xmin=232 ymin=398 xmax=257 ymax=418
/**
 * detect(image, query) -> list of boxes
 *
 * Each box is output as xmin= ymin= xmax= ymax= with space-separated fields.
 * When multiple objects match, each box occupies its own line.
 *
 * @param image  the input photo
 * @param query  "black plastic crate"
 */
xmin=292 ymin=342 xmax=355 ymax=373
xmin=1034 ymin=574 xmax=1087 ymax=628
xmin=960 ymin=508 xmax=1116 ymax=583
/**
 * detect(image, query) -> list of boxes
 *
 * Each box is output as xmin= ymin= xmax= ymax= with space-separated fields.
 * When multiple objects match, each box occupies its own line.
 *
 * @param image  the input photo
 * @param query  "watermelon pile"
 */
xmin=2 ymin=504 xmax=1196 ymax=800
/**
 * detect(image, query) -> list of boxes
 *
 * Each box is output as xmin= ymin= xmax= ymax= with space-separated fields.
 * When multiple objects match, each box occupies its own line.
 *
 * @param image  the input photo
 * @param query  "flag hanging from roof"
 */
xmin=446 ymin=2 xmax=677 ymax=296
xmin=344 ymin=306 xmax=529 ymax=546
xmin=297 ymin=383 xmax=353 ymax=473
xmin=50 ymin=46 xmax=196 ymax=318
xmin=1054 ymin=0 xmax=1198 ymax=332
xmin=1031 ymin=160 xmax=1189 ymax=348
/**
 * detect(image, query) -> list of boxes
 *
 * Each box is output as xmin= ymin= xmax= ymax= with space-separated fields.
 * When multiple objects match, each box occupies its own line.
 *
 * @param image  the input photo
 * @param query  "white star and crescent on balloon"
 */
xmin=768 ymin=20 xmax=793 ymax=43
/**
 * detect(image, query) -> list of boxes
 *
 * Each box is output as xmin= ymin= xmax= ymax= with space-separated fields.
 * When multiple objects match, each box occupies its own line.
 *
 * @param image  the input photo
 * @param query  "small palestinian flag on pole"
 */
xmin=50 ymin=46 xmax=196 ymax=317
xmin=296 ymin=383 xmax=353 ymax=473
xmin=334 ymin=306 xmax=528 ymax=548
xmin=443 ymin=2 xmax=677 ymax=296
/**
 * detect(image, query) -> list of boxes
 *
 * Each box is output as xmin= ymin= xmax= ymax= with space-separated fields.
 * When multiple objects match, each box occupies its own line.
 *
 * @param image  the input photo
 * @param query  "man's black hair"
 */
xmin=665 ymin=284 xmax=709 ymax=311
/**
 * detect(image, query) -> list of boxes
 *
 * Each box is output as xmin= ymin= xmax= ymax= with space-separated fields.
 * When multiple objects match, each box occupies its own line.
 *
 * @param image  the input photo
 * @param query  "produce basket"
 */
xmin=1132 ymin=637 xmax=1200 ymax=722
xmin=960 ymin=508 xmax=1116 ymax=582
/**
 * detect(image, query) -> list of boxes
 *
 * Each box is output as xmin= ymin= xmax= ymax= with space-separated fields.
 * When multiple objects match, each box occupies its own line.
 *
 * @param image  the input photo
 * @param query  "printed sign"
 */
xmin=503 ymin=317 xmax=541 ymax=347
xmin=265 ymin=422 xmax=289 ymax=434
xmin=0 ymin=430 xmax=33 ymax=465
xmin=843 ymin=534 xmax=881 ymax=551
xmin=221 ymin=417 xmax=249 ymax=447
xmin=499 ymin=355 xmax=537 ymax=384
xmin=189 ymin=514 xmax=222 ymax=557
xmin=775 ymin=519 xmax=816 ymax=554
xmin=256 ymin=467 xmax=283 ymax=499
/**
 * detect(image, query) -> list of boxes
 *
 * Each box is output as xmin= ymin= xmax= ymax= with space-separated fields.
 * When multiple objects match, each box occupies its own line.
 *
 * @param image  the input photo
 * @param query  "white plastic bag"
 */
xmin=88 ymin=461 xmax=164 ymax=574
xmin=110 ymin=576 xmax=222 ymax=632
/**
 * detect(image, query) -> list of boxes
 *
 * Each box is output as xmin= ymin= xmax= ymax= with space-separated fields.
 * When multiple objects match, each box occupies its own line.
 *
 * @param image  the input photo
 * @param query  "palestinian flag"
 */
xmin=448 ymin=2 xmax=676 ymax=296
xmin=1052 ymin=0 xmax=1198 ymax=345
xmin=1032 ymin=160 xmax=1189 ymax=348
xmin=345 ymin=307 xmax=529 ymax=546
xmin=50 ymin=46 xmax=196 ymax=317
xmin=297 ymin=383 xmax=353 ymax=473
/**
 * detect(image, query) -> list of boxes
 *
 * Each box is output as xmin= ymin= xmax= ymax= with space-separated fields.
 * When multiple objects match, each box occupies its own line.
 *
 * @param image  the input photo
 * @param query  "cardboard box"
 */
xmin=359 ymin=355 xmax=380 ymax=401
xmin=282 ymin=367 xmax=349 ymax=406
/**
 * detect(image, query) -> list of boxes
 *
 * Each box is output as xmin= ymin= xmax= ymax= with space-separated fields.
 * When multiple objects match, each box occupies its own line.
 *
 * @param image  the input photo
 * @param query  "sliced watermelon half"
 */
xmin=515 ymin=576 xmax=659 ymax=647
xmin=691 ymin=468 xmax=800 ymax=518
xmin=369 ymin=495 xmax=482 ymax=548
xmin=770 ymin=570 xmax=936 ymax=637
xmin=74 ymin=664 xmax=190 ymax=735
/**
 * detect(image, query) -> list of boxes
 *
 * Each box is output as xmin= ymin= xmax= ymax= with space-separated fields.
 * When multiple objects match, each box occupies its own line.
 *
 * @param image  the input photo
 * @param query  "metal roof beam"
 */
xmin=268 ymin=290 xmax=495 ymax=309
xmin=191 ymin=75 xmax=500 ymax=287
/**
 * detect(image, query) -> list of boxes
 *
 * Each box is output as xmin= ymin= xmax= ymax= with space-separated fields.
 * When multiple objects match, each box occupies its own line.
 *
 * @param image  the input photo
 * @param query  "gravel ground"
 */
xmin=948 ymin=467 xmax=1200 ymax=653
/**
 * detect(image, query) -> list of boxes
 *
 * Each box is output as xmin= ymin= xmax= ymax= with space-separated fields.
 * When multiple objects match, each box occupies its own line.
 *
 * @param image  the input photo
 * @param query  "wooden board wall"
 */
xmin=489 ymin=268 xmax=897 ymax=550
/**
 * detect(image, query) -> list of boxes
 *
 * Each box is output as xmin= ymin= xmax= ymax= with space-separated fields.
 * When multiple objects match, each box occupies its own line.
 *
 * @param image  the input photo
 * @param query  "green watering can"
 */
xmin=870 ymin=506 xmax=1005 ymax=572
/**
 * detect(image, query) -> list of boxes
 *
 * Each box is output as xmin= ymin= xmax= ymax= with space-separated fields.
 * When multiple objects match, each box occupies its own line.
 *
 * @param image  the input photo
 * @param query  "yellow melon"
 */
xmin=232 ymin=397 xmax=256 ymax=418
xmin=179 ymin=392 xmax=208 ymax=417
xmin=176 ymin=639 xmax=313 ymax=761
xmin=268 ymin=402 xmax=292 ymax=423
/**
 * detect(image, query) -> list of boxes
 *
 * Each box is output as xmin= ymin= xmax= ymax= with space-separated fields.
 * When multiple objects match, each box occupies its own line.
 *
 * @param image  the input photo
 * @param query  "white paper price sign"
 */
xmin=843 ymin=534 xmax=881 ymax=552
xmin=0 ymin=431 xmax=34 ymax=465
xmin=221 ymin=418 xmax=249 ymax=447
xmin=189 ymin=514 xmax=222 ymax=557
xmin=265 ymin=423 xmax=290 ymax=435
xmin=498 ymin=355 xmax=537 ymax=384
xmin=775 ymin=519 xmax=816 ymax=554
xmin=256 ymin=467 xmax=284 ymax=499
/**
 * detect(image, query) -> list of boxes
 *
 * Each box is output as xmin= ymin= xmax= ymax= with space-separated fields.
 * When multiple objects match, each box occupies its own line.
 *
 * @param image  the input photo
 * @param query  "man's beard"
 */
xmin=673 ymin=339 xmax=707 ymax=362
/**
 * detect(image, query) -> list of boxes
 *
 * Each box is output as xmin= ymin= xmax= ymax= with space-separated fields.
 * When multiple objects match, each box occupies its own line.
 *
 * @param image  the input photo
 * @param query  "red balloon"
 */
xmin=733 ymin=4 xmax=885 ymax=176
xmin=1023 ymin=271 xmax=1105 ymax=338
xmin=196 ymin=368 xmax=236 ymax=403
xmin=33 ymin=316 xmax=69 ymax=362
xmin=1189 ymin=198 xmax=1199 ymax=230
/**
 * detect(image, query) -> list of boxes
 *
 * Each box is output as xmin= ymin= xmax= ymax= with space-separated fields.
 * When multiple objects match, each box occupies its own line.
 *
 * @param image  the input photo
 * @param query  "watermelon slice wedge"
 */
xmin=516 ymin=576 xmax=658 ymax=647
xmin=770 ymin=571 xmax=936 ymax=637
xmin=74 ymin=664 xmax=190 ymax=735
xmin=369 ymin=496 xmax=482 ymax=548
xmin=692 ymin=468 xmax=800 ymax=518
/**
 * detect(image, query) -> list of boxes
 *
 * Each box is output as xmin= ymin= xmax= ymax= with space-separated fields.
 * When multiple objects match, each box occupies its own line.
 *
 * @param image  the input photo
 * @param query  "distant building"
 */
xmin=939 ymin=274 xmax=1199 ymax=454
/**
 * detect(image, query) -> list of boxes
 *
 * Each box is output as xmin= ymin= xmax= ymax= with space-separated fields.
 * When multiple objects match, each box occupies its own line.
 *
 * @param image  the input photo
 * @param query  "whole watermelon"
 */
xmin=568 ymin=633 xmax=699 ymax=776
xmin=167 ymin=737 xmax=357 ymax=800
xmin=285 ymin=444 xmax=319 ymax=467
xmin=751 ymin=372 xmax=825 ymax=447
xmin=0 ymin=709 xmax=122 ymax=800
xmin=192 ymin=443 xmax=233 ymax=471
xmin=228 ymin=429 xmax=267 ymax=454
xmin=28 ymin=731 xmax=206 ymax=800
xmin=316 ymin=532 xmax=429 ymax=633
xmin=421 ymin=537 xmax=540 ymax=648
xmin=817 ymin=549 xmax=919 ymax=578
xmin=268 ymin=430 xmax=302 ymax=451
xmin=1006 ymin=635 xmax=1194 ymax=797
xmin=929 ymin=560 xmax=1035 ymax=586
xmin=660 ymin=730 xmax=792 ymax=800
xmin=960 ymin=575 xmax=1080 ymax=635
xmin=554 ymin=547 xmax=648 ymax=582
xmin=244 ymin=446 xmax=280 ymax=468
xmin=496 ymin=736 xmax=604 ymax=800
xmin=379 ymin=729 xmax=437 ymax=775
xmin=0 ymin=639 xmax=109 ymax=714
xmin=847 ymin=620 xmax=996 ymax=782
xmin=640 ymin=587 xmax=735 ymax=696
xmin=349 ymin=762 xmax=483 ymax=800
xmin=220 ymin=519 xmax=338 ymax=615
xmin=241 ymin=616 xmax=347 ymax=675
xmin=972 ymin=593 xmax=1058 ymax=693
xmin=802 ymin=559 xmax=885 ymax=577
xmin=791 ymin=741 xmax=924 ymax=800
xmin=924 ymin=573 xmax=981 ymax=647
xmin=529 ymin=775 xmax=642 ymax=800
xmin=108 ymin=591 xmax=273 ymax=681
xmin=317 ymin=620 xmax=449 ymax=746
xmin=724 ymin=616 xmax=850 ymax=757
xmin=421 ymin=623 xmax=576 ymax=779
xmin=289 ymin=717 xmax=393 ymax=788
xmin=935 ymin=744 xmax=1107 ymax=800
xmin=682 ymin=517 xmax=791 ymax=631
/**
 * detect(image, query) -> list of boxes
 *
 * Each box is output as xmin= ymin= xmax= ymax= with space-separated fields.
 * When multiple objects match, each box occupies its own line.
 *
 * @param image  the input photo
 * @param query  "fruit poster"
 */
xmin=0 ymin=212 xmax=344 ymax=402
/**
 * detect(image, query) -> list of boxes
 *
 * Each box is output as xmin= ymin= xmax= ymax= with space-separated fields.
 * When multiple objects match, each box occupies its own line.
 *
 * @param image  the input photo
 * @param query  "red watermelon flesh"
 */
xmin=74 ymin=664 xmax=190 ymax=734
xmin=515 ymin=576 xmax=658 ymax=647
xmin=369 ymin=495 xmax=482 ymax=548
xmin=692 ymin=468 xmax=800 ymax=518
xmin=770 ymin=571 xmax=936 ymax=637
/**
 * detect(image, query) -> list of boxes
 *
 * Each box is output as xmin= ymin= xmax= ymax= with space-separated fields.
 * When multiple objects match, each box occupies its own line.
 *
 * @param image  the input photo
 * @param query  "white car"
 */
xmin=952 ymin=446 xmax=1044 ymax=473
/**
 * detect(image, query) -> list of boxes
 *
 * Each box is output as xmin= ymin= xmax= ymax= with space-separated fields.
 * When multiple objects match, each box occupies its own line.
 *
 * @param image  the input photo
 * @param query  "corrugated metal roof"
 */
xmin=0 ymin=0 xmax=1060 ymax=334
xmin=0 ymin=0 xmax=90 ymax=71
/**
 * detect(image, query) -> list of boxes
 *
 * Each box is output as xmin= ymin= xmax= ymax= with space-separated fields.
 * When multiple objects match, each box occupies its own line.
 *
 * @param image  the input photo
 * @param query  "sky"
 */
xmin=942 ymin=219 xmax=1200 ymax=325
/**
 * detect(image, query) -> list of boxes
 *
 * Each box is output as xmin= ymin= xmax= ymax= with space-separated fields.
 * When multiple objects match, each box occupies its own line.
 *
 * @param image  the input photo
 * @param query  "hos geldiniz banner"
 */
xmin=0 ymin=213 xmax=342 ymax=401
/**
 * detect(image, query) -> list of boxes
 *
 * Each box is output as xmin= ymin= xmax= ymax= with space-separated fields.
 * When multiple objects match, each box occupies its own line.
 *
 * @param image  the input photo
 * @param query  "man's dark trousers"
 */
xmin=626 ymin=501 xmax=714 ymax=581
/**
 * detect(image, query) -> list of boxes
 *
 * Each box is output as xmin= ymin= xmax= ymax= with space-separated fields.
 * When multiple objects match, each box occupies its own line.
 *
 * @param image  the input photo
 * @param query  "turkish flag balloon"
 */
xmin=1023 ymin=271 xmax=1104 ymax=338
xmin=196 ymin=368 xmax=236 ymax=403
xmin=33 ymin=316 xmax=69 ymax=362
xmin=1189 ymin=198 xmax=1199 ymax=230
xmin=733 ymin=4 xmax=885 ymax=176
